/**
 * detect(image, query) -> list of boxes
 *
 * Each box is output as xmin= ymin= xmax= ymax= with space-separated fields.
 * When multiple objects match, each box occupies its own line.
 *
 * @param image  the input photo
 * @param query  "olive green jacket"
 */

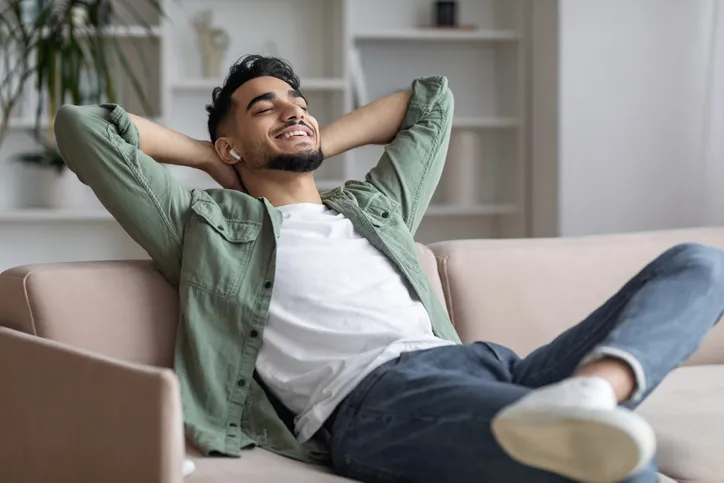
xmin=55 ymin=76 xmax=460 ymax=462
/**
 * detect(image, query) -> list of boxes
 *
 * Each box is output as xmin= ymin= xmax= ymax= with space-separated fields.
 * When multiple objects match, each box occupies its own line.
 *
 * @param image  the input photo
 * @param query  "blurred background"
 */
xmin=0 ymin=0 xmax=722 ymax=270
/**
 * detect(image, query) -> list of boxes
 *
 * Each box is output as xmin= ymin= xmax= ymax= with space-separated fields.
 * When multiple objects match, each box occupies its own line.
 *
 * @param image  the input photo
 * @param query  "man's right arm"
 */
xmin=55 ymin=104 xmax=239 ymax=286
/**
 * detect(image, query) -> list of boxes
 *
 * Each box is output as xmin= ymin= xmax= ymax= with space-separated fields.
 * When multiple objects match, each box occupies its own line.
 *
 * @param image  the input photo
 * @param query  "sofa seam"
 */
xmin=21 ymin=272 xmax=39 ymax=336
xmin=435 ymin=253 xmax=455 ymax=327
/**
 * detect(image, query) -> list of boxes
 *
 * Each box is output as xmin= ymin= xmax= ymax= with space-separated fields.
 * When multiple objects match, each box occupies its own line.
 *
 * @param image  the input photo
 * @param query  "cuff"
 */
xmin=578 ymin=346 xmax=648 ymax=403
xmin=402 ymin=76 xmax=452 ymax=129
xmin=101 ymin=103 xmax=141 ymax=148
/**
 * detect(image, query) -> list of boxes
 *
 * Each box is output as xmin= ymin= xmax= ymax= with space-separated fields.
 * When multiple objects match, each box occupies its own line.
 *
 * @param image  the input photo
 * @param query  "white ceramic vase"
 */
xmin=444 ymin=130 xmax=479 ymax=206
xmin=40 ymin=168 xmax=91 ymax=209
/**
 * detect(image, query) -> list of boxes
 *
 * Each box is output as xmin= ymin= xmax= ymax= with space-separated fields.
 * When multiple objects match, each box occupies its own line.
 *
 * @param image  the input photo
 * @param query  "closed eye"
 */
xmin=255 ymin=107 xmax=273 ymax=115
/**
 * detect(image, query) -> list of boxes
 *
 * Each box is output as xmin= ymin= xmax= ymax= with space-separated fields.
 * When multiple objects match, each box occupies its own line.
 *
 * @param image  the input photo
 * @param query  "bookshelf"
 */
xmin=0 ymin=0 xmax=529 ymax=268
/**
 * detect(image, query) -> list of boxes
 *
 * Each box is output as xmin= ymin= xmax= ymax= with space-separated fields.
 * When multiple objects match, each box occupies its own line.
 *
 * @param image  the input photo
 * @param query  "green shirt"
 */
xmin=55 ymin=76 xmax=461 ymax=463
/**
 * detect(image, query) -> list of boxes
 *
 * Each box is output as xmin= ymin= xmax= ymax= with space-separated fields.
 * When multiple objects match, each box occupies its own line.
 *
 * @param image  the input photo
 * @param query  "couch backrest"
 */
xmin=0 ymin=245 xmax=445 ymax=367
xmin=5 ymin=230 xmax=724 ymax=367
xmin=430 ymin=228 xmax=724 ymax=365
xmin=0 ymin=260 xmax=179 ymax=367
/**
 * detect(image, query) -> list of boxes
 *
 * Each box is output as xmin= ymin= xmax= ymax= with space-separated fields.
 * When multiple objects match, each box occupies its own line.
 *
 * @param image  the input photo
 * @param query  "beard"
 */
xmin=266 ymin=148 xmax=324 ymax=173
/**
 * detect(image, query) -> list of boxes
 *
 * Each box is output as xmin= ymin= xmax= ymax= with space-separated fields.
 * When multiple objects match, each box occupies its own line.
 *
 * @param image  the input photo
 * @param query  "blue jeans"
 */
xmin=325 ymin=243 xmax=724 ymax=483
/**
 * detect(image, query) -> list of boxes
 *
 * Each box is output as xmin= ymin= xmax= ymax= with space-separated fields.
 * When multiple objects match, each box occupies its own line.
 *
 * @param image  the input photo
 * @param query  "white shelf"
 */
xmin=6 ymin=117 xmax=43 ymax=130
xmin=425 ymin=204 xmax=517 ymax=216
xmin=453 ymin=117 xmax=519 ymax=129
xmin=172 ymin=77 xmax=347 ymax=92
xmin=36 ymin=25 xmax=162 ymax=38
xmin=0 ymin=209 xmax=114 ymax=222
xmin=354 ymin=29 xmax=520 ymax=42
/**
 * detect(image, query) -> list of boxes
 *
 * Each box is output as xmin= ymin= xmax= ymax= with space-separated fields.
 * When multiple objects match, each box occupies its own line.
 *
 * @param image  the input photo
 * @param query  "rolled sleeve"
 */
xmin=365 ymin=76 xmax=454 ymax=235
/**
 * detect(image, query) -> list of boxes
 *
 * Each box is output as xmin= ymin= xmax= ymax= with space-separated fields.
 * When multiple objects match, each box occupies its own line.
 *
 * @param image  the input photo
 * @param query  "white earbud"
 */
xmin=229 ymin=150 xmax=241 ymax=161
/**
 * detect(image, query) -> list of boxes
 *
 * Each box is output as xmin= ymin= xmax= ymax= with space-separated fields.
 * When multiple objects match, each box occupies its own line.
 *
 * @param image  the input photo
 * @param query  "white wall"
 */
xmin=558 ymin=0 xmax=715 ymax=236
xmin=703 ymin=1 xmax=724 ymax=225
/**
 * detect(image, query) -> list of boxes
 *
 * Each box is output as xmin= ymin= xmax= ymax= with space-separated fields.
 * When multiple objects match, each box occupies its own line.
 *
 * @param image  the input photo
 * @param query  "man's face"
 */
xmin=227 ymin=76 xmax=322 ymax=171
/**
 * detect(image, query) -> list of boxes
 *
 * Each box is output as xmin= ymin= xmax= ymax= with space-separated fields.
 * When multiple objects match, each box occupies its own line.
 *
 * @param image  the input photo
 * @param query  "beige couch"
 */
xmin=3 ymin=228 xmax=724 ymax=483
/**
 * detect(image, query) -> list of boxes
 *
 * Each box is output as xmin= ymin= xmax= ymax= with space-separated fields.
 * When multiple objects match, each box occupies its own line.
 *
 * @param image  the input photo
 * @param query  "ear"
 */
xmin=214 ymin=137 xmax=243 ymax=166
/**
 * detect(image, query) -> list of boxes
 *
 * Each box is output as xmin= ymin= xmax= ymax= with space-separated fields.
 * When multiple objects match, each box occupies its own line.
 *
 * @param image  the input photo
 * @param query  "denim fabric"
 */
xmin=326 ymin=243 xmax=724 ymax=483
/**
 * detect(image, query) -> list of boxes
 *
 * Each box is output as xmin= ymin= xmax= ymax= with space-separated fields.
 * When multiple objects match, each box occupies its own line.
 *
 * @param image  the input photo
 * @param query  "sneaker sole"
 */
xmin=491 ymin=406 xmax=656 ymax=482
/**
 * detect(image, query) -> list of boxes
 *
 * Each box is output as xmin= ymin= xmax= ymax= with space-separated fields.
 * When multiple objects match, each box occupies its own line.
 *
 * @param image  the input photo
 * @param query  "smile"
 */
xmin=278 ymin=130 xmax=311 ymax=140
xmin=274 ymin=124 xmax=314 ymax=140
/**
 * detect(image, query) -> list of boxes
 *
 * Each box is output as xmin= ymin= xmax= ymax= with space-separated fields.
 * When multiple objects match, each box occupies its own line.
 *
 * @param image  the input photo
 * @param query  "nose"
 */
xmin=281 ymin=102 xmax=305 ymax=121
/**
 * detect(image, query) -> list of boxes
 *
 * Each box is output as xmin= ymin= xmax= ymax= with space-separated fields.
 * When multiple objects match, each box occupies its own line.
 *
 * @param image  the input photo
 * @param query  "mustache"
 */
xmin=273 ymin=120 xmax=315 ymax=137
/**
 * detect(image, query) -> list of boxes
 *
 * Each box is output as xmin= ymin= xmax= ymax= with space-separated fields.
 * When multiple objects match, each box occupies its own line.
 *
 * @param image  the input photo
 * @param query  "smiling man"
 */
xmin=54 ymin=55 xmax=724 ymax=483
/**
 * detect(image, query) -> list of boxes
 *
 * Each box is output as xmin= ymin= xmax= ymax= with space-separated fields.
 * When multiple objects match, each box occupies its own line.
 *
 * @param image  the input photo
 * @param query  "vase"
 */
xmin=444 ymin=130 xmax=479 ymax=206
xmin=40 ymin=169 xmax=92 ymax=209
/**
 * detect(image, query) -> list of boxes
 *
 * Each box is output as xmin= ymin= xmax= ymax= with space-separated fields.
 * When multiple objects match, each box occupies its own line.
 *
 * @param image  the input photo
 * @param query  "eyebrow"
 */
xmin=246 ymin=89 xmax=307 ymax=111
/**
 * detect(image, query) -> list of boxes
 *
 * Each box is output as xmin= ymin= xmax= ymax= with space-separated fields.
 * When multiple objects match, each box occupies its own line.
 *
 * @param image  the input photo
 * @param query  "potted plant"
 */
xmin=0 ymin=0 xmax=163 ymax=209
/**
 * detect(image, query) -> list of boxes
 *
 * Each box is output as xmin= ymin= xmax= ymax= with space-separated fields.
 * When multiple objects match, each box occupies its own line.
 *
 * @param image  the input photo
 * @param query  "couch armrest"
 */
xmin=431 ymin=228 xmax=724 ymax=365
xmin=0 ymin=327 xmax=184 ymax=483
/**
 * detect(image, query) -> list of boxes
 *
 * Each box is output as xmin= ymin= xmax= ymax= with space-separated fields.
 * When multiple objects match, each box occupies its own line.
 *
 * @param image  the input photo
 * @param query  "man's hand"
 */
xmin=129 ymin=114 xmax=243 ymax=192
xmin=198 ymin=141 xmax=244 ymax=191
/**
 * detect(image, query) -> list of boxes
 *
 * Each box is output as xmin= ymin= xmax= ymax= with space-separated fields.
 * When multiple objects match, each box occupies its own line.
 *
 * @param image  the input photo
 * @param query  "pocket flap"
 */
xmin=365 ymin=194 xmax=399 ymax=227
xmin=191 ymin=200 xmax=261 ymax=243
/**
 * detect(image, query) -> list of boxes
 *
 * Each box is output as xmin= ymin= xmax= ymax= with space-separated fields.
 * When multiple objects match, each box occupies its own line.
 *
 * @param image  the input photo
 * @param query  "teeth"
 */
xmin=281 ymin=130 xmax=307 ymax=139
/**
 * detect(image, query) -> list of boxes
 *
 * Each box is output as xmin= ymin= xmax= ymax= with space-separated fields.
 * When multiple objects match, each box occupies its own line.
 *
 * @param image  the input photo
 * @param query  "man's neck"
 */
xmin=241 ymin=170 xmax=323 ymax=207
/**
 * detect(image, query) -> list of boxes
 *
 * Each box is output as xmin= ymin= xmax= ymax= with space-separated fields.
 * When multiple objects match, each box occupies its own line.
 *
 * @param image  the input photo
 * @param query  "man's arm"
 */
xmin=320 ymin=77 xmax=454 ymax=234
xmin=55 ymin=105 xmax=239 ymax=286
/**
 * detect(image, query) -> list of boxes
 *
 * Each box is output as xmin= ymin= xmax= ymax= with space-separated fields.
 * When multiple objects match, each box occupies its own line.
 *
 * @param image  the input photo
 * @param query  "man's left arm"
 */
xmin=320 ymin=76 xmax=454 ymax=234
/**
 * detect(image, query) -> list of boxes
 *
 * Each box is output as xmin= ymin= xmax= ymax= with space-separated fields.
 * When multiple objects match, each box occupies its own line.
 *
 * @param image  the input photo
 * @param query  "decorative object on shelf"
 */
xmin=17 ymin=152 xmax=90 ymax=209
xmin=434 ymin=1 xmax=458 ymax=28
xmin=192 ymin=10 xmax=230 ymax=79
xmin=443 ymin=129 xmax=479 ymax=206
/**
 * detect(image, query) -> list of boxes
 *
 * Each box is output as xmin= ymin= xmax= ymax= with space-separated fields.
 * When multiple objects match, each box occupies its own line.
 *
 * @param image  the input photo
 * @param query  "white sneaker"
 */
xmin=491 ymin=377 xmax=656 ymax=483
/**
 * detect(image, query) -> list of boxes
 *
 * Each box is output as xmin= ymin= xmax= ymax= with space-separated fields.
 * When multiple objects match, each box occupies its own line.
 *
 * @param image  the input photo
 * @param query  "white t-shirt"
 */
xmin=255 ymin=203 xmax=452 ymax=442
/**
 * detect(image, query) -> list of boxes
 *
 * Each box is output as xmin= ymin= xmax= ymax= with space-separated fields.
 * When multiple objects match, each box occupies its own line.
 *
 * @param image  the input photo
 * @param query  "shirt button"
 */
xmin=381 ymin=211 xmax=389 ymax=218
xmin=264 ymin=281 xmax=272 ymax=289
xmin=237 ymin=379 xmax=246 ymax=387
xmin=217 ymin=225 xmax=225 ymax=231
xmin=250 ymin=329 xmax=259 ymax=338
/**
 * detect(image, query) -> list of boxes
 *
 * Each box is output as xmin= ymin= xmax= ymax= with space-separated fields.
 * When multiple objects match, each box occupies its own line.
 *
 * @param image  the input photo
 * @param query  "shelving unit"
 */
xmin=0 ymin=209 xmax=113 ymax=222
xmin=0 ymin=0 xmax=529 ymax=269
xmin=354 ymin=29 xmax=520 ymax=42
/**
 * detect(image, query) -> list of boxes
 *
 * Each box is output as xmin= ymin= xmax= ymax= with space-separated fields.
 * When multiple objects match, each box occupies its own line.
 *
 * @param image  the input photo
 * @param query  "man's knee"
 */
xmin=661 ymin=243 xmax=724 ymax=284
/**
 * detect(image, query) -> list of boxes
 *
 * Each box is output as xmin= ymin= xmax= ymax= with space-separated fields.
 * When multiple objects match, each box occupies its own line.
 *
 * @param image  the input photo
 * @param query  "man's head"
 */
xmin=207 ymin=55 xmax=323 ymax=176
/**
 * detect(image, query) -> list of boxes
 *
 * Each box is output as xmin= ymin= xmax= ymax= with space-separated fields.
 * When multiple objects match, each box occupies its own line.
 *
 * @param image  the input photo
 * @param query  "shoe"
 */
xmin=491 ymin=377 xmax=656 ymax=482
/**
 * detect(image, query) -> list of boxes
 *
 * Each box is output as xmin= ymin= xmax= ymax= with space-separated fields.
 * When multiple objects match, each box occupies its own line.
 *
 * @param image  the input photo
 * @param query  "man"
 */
xmin=55 ymin=55 xmax=724 ymax=483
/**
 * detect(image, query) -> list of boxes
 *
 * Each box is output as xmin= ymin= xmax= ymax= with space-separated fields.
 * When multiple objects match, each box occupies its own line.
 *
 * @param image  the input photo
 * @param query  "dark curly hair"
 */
xmin=206 ymin=55 xmax=301 ymax=142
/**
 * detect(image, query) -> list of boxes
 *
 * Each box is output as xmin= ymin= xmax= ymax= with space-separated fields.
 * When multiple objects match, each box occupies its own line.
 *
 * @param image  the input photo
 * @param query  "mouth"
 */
xmin=274 ymin=124 xmax=315 ymax=143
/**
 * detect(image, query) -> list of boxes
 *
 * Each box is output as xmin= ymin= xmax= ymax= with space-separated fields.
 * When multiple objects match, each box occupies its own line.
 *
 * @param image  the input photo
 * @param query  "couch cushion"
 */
xmin=637 ymin=365 xmax=724 ymax=483
xmin=185 ymin=444 xmax=352 ymax=482
xmin=185 ymin=443 xmax=675 ymax=482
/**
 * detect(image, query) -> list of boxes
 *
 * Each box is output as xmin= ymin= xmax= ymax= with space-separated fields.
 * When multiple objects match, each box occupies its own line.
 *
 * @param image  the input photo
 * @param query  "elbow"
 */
xmin=54 ymin=105 xmax=83 ymax=148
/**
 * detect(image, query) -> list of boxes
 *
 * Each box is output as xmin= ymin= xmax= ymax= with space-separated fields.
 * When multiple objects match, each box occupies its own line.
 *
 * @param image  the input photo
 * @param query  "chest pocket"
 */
xmin=363 ymin=193 xmax=400 ymax=229
xmin=181 ymin=199 xmax=262 ymax=298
